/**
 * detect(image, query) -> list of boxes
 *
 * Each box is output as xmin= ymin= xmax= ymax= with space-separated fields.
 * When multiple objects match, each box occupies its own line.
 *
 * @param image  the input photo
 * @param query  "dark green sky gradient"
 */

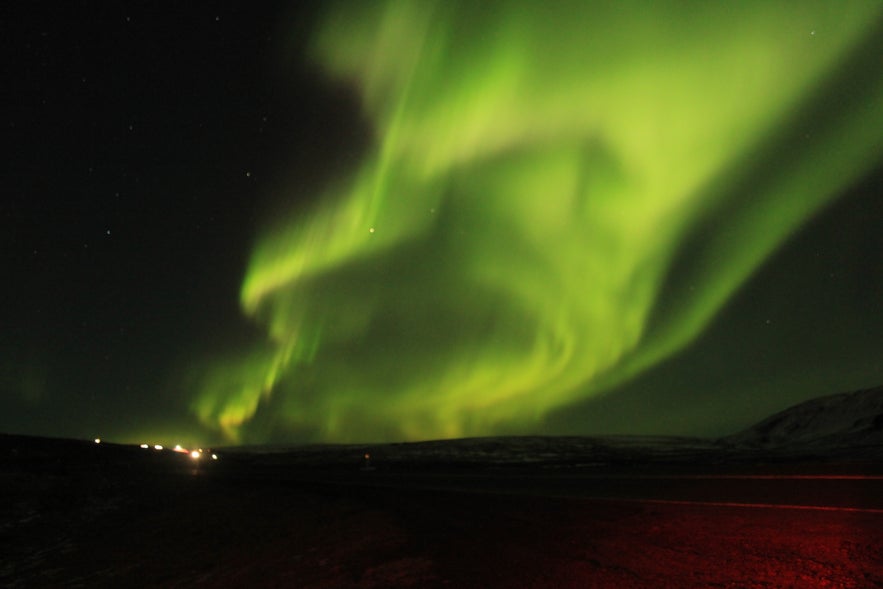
xmin=2 ymin=1 xmax=882 ymax=446
xmin=545 ymin=166 xmax=883 ymax=437
xmin=196 ymin=0 xmax=883 ymax=443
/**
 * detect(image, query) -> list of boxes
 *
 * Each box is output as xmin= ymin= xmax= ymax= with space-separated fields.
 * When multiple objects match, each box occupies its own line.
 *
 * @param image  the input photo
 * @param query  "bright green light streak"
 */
xmin=195 ymin=1 xmax=883 ymax=442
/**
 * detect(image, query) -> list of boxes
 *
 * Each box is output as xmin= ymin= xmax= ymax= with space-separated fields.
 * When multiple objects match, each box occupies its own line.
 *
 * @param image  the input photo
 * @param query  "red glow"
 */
xmin=590 ymin=497 xmax=883 ymax=514
xmin=566 ymin=499 xmax=881 ymax=588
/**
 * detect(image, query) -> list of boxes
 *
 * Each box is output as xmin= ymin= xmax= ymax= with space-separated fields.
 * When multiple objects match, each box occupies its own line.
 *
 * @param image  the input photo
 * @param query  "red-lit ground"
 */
xmin=4 ymin=435 xmax=883 ymax=588
xmin=5 ymin=462 xmax=883 ymax=588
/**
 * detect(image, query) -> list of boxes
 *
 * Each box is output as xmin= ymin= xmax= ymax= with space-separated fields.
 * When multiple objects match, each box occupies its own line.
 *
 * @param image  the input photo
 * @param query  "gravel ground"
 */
xmin=3 ymin=438 xmax=882 ymax=588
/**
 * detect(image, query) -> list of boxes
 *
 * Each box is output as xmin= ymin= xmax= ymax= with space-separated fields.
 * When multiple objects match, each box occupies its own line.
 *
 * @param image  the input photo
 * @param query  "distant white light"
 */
xmin=154 ymin=444 xmax=163 ymax=450
xmin=190 ymin=450 xmax=201 ymax=459
xmin=140 ymin=444 xmax=149 ymax=449
xmin=211 ymin=454 xmax=218 ymax=460
xmin=94 ymin=438 xmax=101 ymax=444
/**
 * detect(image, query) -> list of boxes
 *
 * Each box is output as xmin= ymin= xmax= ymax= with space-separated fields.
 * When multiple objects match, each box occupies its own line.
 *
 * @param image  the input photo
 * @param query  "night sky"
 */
xmin=3 ymin=1 xmax=882 ymax=447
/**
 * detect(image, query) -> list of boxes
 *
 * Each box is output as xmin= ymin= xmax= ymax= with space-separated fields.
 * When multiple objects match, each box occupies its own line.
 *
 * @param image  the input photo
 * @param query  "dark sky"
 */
xmin=3 ymin=2 xmax=354 ymax=443
xmin=3 ymin=2 xmax=882 ymax=446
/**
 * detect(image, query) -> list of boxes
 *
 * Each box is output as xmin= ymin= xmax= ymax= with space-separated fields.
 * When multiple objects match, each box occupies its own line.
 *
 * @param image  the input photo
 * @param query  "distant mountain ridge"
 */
xmin=725 ymin=385 xmax=883 ymax=449
xmin=4 ymin=386 xmax=883 ymax=466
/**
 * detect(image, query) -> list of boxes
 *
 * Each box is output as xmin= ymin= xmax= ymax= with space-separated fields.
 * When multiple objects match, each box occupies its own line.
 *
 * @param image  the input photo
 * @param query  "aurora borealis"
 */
xmin=191 ymin=0 xmax=883 ymax=442
xmin=4 ymin=2 xmax=883 ymax=445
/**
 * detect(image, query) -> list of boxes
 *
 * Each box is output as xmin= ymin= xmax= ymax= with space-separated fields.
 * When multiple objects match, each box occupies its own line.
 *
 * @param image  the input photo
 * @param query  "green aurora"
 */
xmin=191 ymin=1 xmax=883 ymax=443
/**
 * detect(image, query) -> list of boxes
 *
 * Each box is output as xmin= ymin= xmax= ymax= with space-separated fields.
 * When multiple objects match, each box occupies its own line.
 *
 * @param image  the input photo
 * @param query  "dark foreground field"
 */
xmin=3 ymin=435 xmax=883 ymax=588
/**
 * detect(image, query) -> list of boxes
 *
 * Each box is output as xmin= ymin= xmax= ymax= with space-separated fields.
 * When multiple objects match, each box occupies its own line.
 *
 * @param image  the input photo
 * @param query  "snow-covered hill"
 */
xmin=724 ymin=385 xmax=883 ymax=450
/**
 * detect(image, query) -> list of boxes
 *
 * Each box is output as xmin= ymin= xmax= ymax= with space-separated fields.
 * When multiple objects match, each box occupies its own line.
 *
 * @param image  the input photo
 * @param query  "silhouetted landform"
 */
xmin=0 ymin=433 xmax=207 ymax=479
xmin=221 ymin=435 xmax=727 ymax=474
xmin=723 ymin=385 xmax=883 ymax=456
xmin=220 ymin=384 xmax=883 ymax=471
xmin=3 ymin=384 xmax=881 ymax=478
xmin=4 ymin=385 xmax=883 ymax=588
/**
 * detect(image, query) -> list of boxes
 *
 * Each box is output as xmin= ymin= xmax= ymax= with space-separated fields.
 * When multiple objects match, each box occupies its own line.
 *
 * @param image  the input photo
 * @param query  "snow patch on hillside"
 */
xmin=724 ymin=386 xmax=883 ymax=449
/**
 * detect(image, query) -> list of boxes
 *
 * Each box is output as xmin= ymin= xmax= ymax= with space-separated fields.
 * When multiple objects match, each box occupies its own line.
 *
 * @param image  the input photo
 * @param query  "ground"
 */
xmin=2 ymin=438 xmax=882 ymax=588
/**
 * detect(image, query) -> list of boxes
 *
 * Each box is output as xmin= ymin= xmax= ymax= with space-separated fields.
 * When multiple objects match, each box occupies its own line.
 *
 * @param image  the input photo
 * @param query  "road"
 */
xmin=288 ymin=466 xmax=883 ymax=512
